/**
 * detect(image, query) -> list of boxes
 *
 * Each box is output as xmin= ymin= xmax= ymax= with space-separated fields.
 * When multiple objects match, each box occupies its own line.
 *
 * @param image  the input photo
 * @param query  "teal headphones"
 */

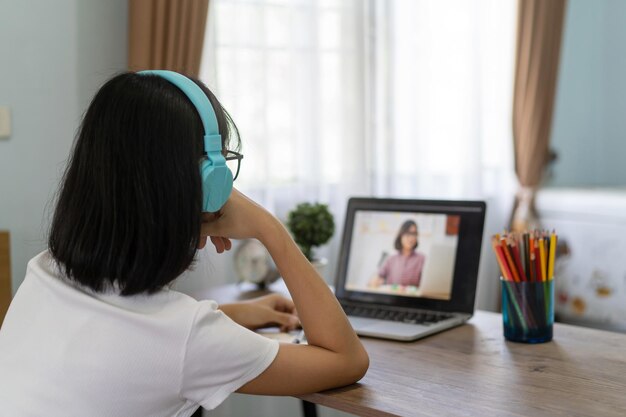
xmin=138 ymin=70 xmax=233 ymax=212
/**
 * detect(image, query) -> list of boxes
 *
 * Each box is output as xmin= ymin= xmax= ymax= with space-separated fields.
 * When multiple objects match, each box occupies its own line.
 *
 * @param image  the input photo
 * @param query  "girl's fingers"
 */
xmin=210 ymin=236 xmax=225 ymax=253
xmin=210 ymin=236 xmax=232 ymax=253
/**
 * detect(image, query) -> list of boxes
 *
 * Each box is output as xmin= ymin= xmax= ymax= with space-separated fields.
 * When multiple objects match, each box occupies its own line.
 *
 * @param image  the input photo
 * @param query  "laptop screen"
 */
xmin=345 ymin=210 xmax=460 ymax=301
xmin=335 ymin=198 xmax=486 ymax=314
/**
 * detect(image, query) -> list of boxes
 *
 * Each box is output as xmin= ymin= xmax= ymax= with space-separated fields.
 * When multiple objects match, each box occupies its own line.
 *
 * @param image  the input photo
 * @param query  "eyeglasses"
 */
xmin=224 ymin=150 xmax=244 ymax=181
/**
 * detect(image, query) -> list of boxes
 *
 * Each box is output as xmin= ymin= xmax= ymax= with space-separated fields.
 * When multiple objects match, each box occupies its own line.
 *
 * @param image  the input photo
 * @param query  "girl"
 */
xmin=0 ymin=71 xmax=368 ymax=416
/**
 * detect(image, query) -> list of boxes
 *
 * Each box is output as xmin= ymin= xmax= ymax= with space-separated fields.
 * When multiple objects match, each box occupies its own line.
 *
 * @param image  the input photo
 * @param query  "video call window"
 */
xmin=344 ymin=211 xmax=460 ymax=300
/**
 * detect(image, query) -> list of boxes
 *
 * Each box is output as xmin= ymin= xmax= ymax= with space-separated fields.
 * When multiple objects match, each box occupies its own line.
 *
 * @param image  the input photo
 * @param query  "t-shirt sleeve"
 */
xmin=180 ymin=300 xmax=279 ymax=410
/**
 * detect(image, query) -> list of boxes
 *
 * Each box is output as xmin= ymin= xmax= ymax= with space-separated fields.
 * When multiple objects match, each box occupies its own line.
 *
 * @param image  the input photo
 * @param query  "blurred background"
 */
xmin=1 ymin=0 xmax=625 ymax=415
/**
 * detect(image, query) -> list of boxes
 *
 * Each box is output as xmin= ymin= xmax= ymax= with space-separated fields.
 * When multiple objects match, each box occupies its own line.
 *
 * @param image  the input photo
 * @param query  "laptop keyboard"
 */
xmin=342 ymin=304 xmax=453 ymax=325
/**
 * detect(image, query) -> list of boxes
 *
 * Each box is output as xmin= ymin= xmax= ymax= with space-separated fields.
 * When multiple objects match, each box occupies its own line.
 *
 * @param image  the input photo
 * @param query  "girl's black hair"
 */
xmin=394 ymin=220 xmax=419 ymax=252
xmin=48 ymin=72 xmax=240 ymax=296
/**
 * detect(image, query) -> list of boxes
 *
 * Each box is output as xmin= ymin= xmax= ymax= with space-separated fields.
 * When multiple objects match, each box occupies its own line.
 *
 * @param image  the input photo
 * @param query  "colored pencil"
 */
xmin=509 ymin=238 xmax=526 ymax=282
xmin=523 ymin=233 xmax=530 ymax=278
xmin=539 ymin=237 xmax=547 ymax=282
xmin=493 ymin=239 xmax=513 ymax=281
xmin=534 ymin=245 xmax=542 ymax=283
xmin=548 ymin=232 xmax=557 ymax=280
xmin=501 ymin=238 xmax=521 ymax=283
xmin=518 ymin=234 xmax=527 ymax=279
xmin=503 ymin=280 xmax=529 ymax=332
xmin=529 ymin=238 xmax=535 ymax=282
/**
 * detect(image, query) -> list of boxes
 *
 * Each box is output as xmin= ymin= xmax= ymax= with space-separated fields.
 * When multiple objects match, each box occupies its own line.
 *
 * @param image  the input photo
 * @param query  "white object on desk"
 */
xmin=233 ymin=239 xmax=280 ymax=287
xmin=257 ymin=328 xmax=307 ymax=345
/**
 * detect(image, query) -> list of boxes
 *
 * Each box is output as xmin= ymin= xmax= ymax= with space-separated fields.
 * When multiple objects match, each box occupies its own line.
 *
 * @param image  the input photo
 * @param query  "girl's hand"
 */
xmin=197 ymin=220 xmax=232 ymax=252
xmin=219 ymin=294 xmax=300 ymax=331
xmin=200 ymin=188 xmax=280 ymax=251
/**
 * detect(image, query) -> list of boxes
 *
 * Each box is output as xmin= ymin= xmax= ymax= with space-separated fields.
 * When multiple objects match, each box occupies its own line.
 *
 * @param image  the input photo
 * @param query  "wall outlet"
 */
xmin=0 ymin=106 xmax=11 ymax=139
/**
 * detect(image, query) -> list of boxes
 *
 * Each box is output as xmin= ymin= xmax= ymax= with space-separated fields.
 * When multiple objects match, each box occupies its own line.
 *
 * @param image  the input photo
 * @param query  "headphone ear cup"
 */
xmin=200 ymin=160 xmax=233 ymax=212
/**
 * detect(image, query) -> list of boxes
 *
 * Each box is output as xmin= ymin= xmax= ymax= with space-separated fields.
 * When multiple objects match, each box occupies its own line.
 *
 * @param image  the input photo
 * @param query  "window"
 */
xmin=201 ymin=0 xmax=366 ymax=188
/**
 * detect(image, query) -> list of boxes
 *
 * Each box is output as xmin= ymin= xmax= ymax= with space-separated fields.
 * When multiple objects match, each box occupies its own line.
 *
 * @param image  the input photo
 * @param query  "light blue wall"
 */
xmin=0 ymin=0 xmax=127 ymax=293
xmin=549 ymin=0 xmax=626 ymax=186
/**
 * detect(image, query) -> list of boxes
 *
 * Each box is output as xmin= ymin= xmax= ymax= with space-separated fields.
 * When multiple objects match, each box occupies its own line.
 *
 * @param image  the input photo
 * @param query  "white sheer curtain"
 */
xmin=197 ymin=0 xmax=516 ymax=308
xmin=369 ymin=0 xmax=516 ymax=200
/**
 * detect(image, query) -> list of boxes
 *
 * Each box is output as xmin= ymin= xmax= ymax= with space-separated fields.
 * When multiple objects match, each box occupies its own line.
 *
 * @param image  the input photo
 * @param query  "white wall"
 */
xmin=0 ymin=0 xmax=127 ymax=293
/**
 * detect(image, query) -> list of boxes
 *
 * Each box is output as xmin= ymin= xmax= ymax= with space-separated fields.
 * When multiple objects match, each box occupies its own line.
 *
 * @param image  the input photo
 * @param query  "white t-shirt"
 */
xmin=0 ymin=251 xmax=279 ymax=417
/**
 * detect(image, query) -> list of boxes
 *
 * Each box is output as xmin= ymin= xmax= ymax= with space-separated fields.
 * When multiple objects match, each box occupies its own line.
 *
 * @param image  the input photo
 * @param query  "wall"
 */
xmin=549 ymin=0 xmax=626 ymax=187
xmin=0 ymin=0 xmax=127 ymax=293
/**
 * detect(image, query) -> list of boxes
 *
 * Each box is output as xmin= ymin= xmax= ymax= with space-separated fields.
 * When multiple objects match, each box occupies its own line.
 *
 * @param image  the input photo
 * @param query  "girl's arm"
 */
xmin=201 ymin=189 xmax=369 ymax=395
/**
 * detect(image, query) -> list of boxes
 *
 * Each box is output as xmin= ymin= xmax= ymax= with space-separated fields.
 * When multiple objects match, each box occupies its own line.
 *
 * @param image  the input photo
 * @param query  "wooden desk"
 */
xmin=198 ymin=284 xmax=626 ymax=417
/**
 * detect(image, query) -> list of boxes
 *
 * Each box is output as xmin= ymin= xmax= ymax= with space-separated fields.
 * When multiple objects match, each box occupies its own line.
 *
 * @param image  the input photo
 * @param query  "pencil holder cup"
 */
xmin=501 ymin=278 xmax=554 ymax=343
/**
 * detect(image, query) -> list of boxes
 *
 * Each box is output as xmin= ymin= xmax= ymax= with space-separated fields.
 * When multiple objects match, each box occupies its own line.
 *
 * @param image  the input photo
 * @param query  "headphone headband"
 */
xmin=137 ymin=70 xmax=221 ymax=155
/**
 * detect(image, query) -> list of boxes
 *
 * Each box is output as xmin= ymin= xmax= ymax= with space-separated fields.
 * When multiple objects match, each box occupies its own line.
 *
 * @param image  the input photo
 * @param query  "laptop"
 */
xmin=335 ymin=198 xmax=486 ymax=341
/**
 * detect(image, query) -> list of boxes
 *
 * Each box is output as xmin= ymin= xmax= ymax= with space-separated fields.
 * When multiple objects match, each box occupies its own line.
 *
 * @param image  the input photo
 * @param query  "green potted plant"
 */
xmin=287 ymin=202 xmax=335 ymax=270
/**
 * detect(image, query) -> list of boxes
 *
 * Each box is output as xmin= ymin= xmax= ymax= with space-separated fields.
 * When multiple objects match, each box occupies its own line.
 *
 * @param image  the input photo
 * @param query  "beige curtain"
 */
xmin=511 ymin=0 xmax=567 ymax=232
xmin=128 ymin=0 xmax=210 ymax=77
xmin=0 ymin=231 xmax=11 ymax=327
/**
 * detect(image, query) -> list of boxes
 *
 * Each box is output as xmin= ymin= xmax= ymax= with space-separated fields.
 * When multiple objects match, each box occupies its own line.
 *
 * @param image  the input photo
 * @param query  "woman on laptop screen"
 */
xmin=369 ymin=220 xmax=426 ymax=288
